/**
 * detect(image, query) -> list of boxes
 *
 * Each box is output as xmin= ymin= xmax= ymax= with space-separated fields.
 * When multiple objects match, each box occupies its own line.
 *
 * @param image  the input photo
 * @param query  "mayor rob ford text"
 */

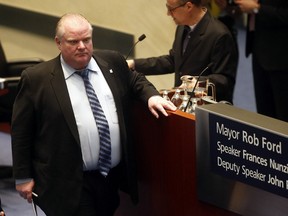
xmin=214 ymin=122 xmax=288 ymax=190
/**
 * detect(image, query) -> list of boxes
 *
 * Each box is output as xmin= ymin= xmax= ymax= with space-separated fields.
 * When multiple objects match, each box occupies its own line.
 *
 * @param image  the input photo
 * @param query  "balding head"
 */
xmin=55 ymin=13 xmax=93 ymax=40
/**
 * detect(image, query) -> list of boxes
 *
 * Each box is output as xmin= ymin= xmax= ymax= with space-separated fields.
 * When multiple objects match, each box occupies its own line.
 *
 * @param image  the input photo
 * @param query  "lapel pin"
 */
xmin=109 ymin=69 xmax=113 ymax=73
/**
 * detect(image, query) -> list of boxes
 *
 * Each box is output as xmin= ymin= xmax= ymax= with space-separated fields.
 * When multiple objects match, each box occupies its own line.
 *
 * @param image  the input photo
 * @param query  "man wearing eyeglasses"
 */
xmin=127 ymin=0 xmax=238 ymax=103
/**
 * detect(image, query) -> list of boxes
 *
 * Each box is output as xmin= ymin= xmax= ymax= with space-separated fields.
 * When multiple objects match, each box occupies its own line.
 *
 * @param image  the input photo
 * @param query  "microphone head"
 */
xmin=138 ymin=34 xmax=146 ymax=42
xmin=207 ymin=62 xmax=214 ymax=69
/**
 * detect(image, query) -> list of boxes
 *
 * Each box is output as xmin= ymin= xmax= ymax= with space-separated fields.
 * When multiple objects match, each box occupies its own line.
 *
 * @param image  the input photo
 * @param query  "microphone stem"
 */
xmin=125 ymin=34 xmax=146 ymax=60
xmin=126 ymin=40 xmax=141 ymax=60
xmin=183 ymin=66 xmax=209 ymax=112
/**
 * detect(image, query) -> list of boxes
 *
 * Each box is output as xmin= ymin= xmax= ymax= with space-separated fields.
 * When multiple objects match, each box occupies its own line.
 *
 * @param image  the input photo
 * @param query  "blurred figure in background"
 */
xmin=234 ymin=0 xmax=288 ymax=121
xmin=208 ymin=0 xmax=243 ymax=54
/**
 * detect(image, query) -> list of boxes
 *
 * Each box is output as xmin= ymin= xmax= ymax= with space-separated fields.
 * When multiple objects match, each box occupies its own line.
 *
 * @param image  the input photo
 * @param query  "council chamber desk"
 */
xmin=115 ymin=102 xmax=238 ymax=216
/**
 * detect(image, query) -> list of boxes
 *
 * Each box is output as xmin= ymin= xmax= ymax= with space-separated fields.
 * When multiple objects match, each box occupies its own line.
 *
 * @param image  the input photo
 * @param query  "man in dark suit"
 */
xmin=235 ymin=0 xmax=288 ymax=122
xmin=11 ymin=13 xmax=176 ymax=216
xmin=127 ymin=0 xmax=238 ymax=103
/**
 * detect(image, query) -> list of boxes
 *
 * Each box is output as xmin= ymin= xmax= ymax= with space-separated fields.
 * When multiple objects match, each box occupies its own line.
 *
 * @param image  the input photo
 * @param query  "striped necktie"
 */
xmin=76 ymin=69 xmax=111 ymax=177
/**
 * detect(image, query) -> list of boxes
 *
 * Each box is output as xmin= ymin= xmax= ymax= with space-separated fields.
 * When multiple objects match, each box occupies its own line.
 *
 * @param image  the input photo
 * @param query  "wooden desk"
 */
xmin=115 ymin=104 xmax=238 ymax=216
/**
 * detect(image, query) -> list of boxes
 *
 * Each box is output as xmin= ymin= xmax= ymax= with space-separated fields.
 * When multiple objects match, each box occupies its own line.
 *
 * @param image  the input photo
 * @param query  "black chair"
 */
xmin=0 ymin=41 xmax=43 ymax=122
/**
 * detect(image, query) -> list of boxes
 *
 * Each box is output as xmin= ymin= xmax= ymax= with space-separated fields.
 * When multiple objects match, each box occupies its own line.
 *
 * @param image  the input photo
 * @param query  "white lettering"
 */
xmin=216 ymin=141 xmax=241 ymax=157
xmin=242 ymin=131 xmax=259 ymax=146
xmin=241 ymin=165 xmax=266 ymax=181
xmin=269 ymin=159 xmax=288 ymax=174
xmin=216 ymin=122 xmax=240 ymax=140
xmin=268 ymin=174 xmax=284 ymax=188
xmin=242 ymin=149 xmax=267 ymax=166
xmin=217 ymin=157 xmax=240 ymax=175
xmin=262 ymin=137 xmax=282 ymax=154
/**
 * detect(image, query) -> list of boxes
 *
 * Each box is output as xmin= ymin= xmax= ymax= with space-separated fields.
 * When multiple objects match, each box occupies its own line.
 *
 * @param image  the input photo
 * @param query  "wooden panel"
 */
xmin=115 ymin=103 xmax=239 ymax=216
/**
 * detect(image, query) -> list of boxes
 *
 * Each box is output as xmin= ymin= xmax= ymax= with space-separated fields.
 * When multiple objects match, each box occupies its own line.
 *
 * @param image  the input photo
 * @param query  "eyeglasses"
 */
xmin=166 ymin=2 xmax=187 ymax=13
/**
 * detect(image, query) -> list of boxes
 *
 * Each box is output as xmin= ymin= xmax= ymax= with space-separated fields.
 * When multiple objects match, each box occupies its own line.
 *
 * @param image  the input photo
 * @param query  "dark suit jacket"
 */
xmin=11 ymin=50 xmax=159 ymax=216
xmin=246 ymin=0 xmax=288 ymax=71
xmin=134 ymin=11 xmax=238 ymax=102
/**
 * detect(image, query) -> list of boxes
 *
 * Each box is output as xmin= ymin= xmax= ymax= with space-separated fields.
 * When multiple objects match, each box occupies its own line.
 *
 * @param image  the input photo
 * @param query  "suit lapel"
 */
xmin=49 ymin=57 xmax=80 ymax=144
xmin=184 ymin=12 xmax=209 ymax=57
xmin=174 ymin=26 xmax=186 ymax=68
xmin=92 ymin=54 xmax=121 ymax=107
xmin=177 ymin=12 xmax=210 ymax=67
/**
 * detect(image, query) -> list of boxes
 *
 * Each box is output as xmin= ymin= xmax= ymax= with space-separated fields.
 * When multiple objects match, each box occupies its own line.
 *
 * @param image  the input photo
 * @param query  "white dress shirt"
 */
xmin=61 ymin=56 xmax=121 ymax=171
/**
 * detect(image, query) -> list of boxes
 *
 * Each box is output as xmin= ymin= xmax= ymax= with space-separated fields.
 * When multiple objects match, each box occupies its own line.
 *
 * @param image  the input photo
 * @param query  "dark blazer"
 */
xmin=246 ymin=0 xmax=288 ymax=70
xmin=134 ymin=11 xmax=238 ymax=102
xmin=11 ymin=50 xmax=159 ymax=216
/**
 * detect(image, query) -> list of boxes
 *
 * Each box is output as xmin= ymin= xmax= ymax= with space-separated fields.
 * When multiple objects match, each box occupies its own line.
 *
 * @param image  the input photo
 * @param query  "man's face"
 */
xmin=56 ymin=22 xmax=93 ymax=70
xmin=166 ymin=0 xmax=189 ymax=25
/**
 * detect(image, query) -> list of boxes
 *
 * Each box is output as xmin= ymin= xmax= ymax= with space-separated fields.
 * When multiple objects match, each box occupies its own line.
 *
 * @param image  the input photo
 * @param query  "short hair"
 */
xmin=55 ymin=13 xmax=93 ymax=40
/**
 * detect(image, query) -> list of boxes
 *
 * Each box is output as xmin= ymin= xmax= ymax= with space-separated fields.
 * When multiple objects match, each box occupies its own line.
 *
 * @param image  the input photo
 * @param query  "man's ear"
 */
xmin=55 ymin=37 xmax=61 ymax=50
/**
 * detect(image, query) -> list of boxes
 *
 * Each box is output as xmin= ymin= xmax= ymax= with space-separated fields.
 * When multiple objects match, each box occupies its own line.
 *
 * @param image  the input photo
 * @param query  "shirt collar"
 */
xmin=60 ymin=55 xmax=98 ymax=80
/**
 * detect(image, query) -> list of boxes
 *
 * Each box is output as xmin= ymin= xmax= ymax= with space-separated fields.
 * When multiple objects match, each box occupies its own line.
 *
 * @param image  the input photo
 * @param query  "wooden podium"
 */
xmin=115 ymin=103 xmax=238 ymax=216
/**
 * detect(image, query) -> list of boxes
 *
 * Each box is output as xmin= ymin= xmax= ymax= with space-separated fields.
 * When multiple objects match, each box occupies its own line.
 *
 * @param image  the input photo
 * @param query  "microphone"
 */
xmin=125 ymin=34 xmax=146 ymax=60
xmin=184 ymin=62 xmax=213 ymax=112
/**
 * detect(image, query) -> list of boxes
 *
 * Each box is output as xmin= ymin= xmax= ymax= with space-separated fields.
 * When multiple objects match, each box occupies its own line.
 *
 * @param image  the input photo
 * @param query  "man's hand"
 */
xmin=148 ymin=95 xmax=177 ymax=118
xmin=16 ymin=179 xmax=35 ymax=203
xmin=234 ymin=0 xmax=259 ymax=13
xmin=126 ymin=60 xmax=135 ymax=70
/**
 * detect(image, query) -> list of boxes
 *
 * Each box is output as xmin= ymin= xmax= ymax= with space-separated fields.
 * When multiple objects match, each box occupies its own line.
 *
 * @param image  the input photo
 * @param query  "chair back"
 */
xmin=0 ymin=41 xmax=8 ymax=76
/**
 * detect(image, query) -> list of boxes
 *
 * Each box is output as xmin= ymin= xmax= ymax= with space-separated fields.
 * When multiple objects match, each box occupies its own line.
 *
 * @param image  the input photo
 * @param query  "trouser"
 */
xmin=252 ymin=56 xmax=288 ymax=122
xmin=75 ymin=165 xmax=122 ymax=216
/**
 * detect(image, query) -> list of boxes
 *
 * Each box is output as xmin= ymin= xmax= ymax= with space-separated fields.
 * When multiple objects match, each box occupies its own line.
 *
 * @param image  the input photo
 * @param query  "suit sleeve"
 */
xmin=134 ymin=54 xmax=175 ymax=75
xmin=11 ymin=70 xmax=35 ymax=179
